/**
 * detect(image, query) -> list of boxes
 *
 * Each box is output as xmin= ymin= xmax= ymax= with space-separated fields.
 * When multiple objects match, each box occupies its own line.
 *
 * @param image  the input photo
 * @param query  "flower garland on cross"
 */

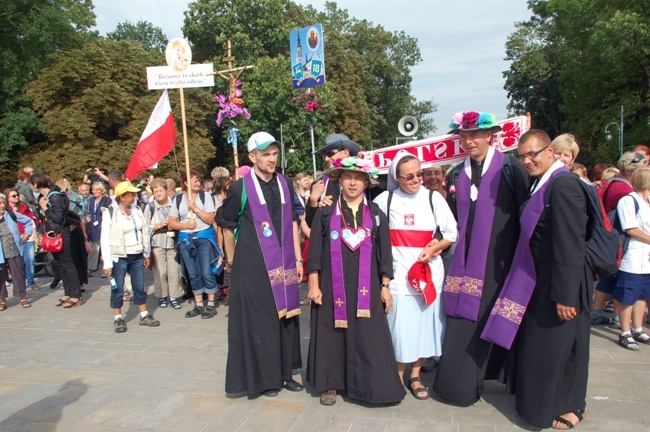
xmin=214 ymin=40 xmax=254 ymax=178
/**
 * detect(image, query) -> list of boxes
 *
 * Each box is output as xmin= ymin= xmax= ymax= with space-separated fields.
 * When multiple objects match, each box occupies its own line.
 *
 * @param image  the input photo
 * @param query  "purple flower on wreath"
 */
xmin=213 ymin=81 xmax=251 ymax=127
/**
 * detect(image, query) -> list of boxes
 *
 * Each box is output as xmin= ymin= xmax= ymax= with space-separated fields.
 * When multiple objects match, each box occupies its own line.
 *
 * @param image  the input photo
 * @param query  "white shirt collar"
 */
xmin=463 ymin=146 xmax=496 ymax=180
xmin=530 ymin=160 xmax=565 ymax=196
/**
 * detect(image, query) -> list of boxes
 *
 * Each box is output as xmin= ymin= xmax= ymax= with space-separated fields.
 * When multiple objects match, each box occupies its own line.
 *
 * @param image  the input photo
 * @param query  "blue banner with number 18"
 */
xmin=290 ymin=24 xmax=326 ymax=89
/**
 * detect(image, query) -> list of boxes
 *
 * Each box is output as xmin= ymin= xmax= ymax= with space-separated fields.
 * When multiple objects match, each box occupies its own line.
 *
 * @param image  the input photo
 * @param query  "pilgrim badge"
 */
xmin=330 ymin=230 xmax=339 ymax=240
xmin=261 ymin=221 xmax=272 ymax=238
xmin=341 ymin=227 xmax=369 ymax=252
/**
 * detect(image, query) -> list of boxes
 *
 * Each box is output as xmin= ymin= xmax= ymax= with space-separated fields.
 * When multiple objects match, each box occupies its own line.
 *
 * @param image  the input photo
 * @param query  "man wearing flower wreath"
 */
xmin=220 ymin=132 xmax=305 ymax=398
xmin=433 ymin=111 xmax=529 ymax=405
xmin=305 ymin=134 xmax=361 ymax=228
xmin=306 ymin=156 xmax=405 ymax=406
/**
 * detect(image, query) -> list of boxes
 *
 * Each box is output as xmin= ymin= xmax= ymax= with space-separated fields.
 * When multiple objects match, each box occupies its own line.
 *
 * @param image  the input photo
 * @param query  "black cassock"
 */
xmin=434 ymin=156 xmax=529 ymax=405
xmin=516 ymin=175 xmax=591 ymax=428
xmin=307 ymin=200 xmax=406 ymax=404
xmin=220 ymin=173 xmax=302 ymax=397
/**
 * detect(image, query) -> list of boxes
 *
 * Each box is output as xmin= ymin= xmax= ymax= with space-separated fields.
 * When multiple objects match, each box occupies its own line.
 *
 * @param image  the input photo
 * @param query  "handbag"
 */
xmin=42 ymin=231 xmax=63 ymax=253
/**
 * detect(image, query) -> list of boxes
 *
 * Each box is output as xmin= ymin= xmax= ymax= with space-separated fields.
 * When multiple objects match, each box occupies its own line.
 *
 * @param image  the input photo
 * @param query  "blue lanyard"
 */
xmin=130 ymin=214 xmax=139 ymax=242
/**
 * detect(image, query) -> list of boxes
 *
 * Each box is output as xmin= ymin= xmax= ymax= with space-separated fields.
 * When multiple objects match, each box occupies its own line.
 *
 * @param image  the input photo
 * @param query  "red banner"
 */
xmin=359 ymin=116 xmax=528 ymax=174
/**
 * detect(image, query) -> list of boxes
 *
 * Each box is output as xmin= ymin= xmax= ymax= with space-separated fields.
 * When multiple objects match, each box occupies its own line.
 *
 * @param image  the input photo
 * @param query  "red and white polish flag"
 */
xmin=125 ymin=90 xmax=177 ymax=180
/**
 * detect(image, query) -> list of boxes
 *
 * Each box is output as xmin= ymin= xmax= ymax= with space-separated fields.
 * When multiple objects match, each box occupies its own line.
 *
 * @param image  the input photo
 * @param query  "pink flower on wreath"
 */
xmin=462 ymin=111 xmax=480 ymax=128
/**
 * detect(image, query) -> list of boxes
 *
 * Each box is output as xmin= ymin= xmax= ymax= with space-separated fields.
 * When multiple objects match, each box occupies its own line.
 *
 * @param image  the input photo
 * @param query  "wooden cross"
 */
xmin=360 ymin=287 xmax=368 ymax=296
xmin=335 ymin=298 xmax=344 ymax=307
xmin=216 ymin=40 xmax=255 ymax=100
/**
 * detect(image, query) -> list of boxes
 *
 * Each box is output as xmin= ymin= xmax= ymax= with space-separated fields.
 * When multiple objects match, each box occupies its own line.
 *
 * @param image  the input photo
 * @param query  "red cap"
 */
xmin=407 ymin=262 xmax=437 ymax=306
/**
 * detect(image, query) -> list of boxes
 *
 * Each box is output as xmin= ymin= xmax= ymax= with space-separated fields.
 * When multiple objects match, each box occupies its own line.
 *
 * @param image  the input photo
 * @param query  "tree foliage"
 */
xmin=0 ymin=0 xmax=96 ymax=164
xmin=183 ymin=0 xmax=435 ymax=176
xmin=504 ymin=0 xmax=650 ymax=168
xmin=22 ymin=39 xmax=214 ymax=185
xmin=107 ymin=20 xmax=169 ymax=55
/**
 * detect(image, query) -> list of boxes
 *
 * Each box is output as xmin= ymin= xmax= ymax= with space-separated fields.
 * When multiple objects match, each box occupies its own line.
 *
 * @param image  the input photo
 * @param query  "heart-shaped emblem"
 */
xmin=340 ymin=227 xmax=369 ymax=252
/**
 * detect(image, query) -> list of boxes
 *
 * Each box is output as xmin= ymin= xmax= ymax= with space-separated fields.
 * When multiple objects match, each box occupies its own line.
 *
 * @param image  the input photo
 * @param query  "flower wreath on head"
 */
xmin=449 ymin=111 xmax=499 ymax=130
xmin=332 ymin=157 xmax=379 ymax=180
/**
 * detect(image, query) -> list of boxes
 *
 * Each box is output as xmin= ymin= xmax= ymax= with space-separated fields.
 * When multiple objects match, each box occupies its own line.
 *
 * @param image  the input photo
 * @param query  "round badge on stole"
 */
xmin=330 ymin=230 xmax=339 ymax=240
xmin=263 ymin=228 xmax=273 ymax=238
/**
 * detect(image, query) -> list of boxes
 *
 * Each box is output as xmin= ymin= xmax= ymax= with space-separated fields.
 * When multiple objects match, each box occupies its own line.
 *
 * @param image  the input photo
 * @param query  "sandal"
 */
xmin=20 ymin=299 xmax=31 ymax=309
xmin=62 ymin=298 xmax=82 ymax=308
xmin=159 ymin=298 xmax=168 ymax=308
xmin=0 ymin=302 xmax=6 ymax=311
xmin=55 ymin=297 xmax=70 ymax=307
xmin=632 ymin=330 xmax=650 ymax=344
xmin=123 ymin=293 xmax=133 ymax=302
xmin=552 ymin=409 xmax=585 ymax=430
xmin=408 ymin=377 xmax=430 ymax=400
xmin=170 ymin=298 xmax=181 ymax=309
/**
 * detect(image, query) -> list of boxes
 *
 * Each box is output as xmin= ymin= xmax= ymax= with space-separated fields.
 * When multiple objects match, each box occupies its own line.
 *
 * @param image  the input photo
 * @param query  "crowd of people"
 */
xmin=1 ymin=111 xmax=649 ymax=430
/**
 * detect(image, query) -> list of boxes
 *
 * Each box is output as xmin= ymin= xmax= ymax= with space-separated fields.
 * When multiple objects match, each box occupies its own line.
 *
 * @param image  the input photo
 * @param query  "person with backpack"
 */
xmin=613 ymin=167 xmax=650 ymax=350
xmin=100 ymin=181 xmax=159 ymax=333
xmin=0 ymin=193 xmax=35 ymax=310
xmin=591 ymin=152 xmax=648 ymax=326
xmin=168 ymin=169 xmax=220 ymax=319
xmin=220 ymin=132 xmax=303 ymax=398
xmin=433 ymin=111 xmax=529 ymax=405
xmin=86 ymin=182 xmax=112 ymax=276
xmin=491 ymin=130 xmax=590 ymax=429
xmin=30 ymin=172 xmax=82 ymax=308
xmin=374 ymin=152 xmax=457 ymax=401
xmin=144 ymin=178 xmax=184 ymax=310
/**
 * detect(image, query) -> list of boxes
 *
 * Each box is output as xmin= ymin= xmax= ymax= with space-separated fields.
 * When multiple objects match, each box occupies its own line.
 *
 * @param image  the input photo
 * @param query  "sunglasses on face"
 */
xmin=398 ymin=170 xmax=424 ymax=181
xmin=8 ymin=194 xmax=18 ymax=198
xmin=323 ymin=149 xmax=341 ymax=159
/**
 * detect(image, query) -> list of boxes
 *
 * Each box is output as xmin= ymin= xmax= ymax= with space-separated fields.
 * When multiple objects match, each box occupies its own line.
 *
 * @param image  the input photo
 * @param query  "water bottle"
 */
xmin=110 ymin=277 xmax=118 ymax=291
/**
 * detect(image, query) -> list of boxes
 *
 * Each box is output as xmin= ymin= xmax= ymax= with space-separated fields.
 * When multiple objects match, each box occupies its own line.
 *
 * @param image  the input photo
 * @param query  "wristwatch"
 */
xmin=296 ymin=258 xmax=304 ymax=263
xmin=381 ymin=283 xmax=390 ymax=288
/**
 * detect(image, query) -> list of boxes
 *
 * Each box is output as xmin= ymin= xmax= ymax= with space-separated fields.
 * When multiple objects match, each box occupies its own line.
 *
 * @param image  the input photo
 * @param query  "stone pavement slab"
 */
xmin=0 ymin=272 xmax=649 ymax=431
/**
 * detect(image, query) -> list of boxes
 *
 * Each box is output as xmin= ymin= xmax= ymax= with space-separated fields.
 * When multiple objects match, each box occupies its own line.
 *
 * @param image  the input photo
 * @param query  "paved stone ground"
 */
xmin=0 ymin=270 xmax=649 ymax=432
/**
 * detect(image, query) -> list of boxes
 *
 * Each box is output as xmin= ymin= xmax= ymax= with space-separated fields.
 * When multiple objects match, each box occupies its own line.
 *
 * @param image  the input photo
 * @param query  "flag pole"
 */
xmin=179 ymin=88 xmax=194 ymax=219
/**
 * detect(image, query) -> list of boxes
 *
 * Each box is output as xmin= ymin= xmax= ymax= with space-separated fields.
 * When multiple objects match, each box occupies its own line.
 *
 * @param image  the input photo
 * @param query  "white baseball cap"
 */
xmin=247 ymin=132 xmax=279 ymax=152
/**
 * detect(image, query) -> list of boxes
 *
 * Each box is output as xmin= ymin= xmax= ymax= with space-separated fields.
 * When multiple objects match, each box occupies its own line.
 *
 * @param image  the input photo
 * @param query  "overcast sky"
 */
xmin=93 ymin=0 xmax=532 ymax=135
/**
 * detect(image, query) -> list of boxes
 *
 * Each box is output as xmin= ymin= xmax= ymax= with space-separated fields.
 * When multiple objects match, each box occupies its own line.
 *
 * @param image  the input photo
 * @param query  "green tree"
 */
xmin=22 ymin=39 xmax=215 ymax=184
xmin=0 ymin=0 xmax=96 ymax=165
xmin=504 ymin=0 xmax=650 ymax=167
xmin=107 ymin=20 xmax=169 ymax=55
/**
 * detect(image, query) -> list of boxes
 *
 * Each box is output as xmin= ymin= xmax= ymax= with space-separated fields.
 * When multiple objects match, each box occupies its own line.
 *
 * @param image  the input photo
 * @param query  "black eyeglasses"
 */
xmin=323 ymin=148 xmax=341 ymax=159
xmin=632 ymin=152 xmax=648 ymax=164
xmin=517 ymin=144 xmax=550 ymax=162
xmin=398 ymin=170 xmax=424 ymax=181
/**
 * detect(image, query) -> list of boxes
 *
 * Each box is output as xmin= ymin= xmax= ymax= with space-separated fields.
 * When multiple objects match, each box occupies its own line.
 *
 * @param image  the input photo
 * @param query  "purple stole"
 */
xmin=328 ymin=200 xmax=373 ymax=328
xmin=243 ymin=172 xmax=300 ymax=319
xmin=443 ymin=150 xmax=505 ymax=321
xmin=481 ymin=166 xmax=569 ymax=349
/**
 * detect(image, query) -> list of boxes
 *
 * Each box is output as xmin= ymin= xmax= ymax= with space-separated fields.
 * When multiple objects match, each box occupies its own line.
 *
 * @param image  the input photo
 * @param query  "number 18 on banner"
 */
xmin=289 ymin=24 xmax=326 ymax=89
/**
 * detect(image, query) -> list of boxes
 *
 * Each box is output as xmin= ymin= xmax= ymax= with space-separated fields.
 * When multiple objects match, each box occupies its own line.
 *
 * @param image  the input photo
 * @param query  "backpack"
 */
xmin=596 ymin=176 xmax=629 ymax=203
xmin=47 ymin=190 xmax=86 ymax=220
xmin=175 ymin=190 xmax=211 ymax=214
xmin=607 ymin=194 xmax=640 ymax=263
xmin=545 ymin=172 xmax=619 ymax=276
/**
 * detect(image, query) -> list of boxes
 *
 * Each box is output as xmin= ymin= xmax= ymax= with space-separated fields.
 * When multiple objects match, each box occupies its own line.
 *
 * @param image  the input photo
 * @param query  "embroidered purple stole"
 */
xmin=328 ymin=200 xmax=373 ymax=328
xmin=243 ymin=172 xmax=300 ymax=319
xmin=480 ymin=166 xmax=569 ymax=349
xmin=444 ymin=150 xmax=505 ymax=321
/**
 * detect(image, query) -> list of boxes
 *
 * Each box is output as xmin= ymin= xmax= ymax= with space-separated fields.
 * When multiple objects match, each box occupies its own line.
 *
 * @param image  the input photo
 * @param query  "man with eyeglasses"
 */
xmin=485 ymin=129 xmax=590 ymax=429
xmin=434 ymin=111 xmax=529 ymax=405
xmin=305 ymin=134 xmax=361 ymax=228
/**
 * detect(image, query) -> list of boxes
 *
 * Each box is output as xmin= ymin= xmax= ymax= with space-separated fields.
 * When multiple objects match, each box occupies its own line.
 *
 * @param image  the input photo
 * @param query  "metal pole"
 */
xmin=310 ymin=123 xmax=317 ymax=176
xmin=620 ymin=104 xmax=624 ymax=156
xmin=280 ymin=123 xmax=285 ymax=175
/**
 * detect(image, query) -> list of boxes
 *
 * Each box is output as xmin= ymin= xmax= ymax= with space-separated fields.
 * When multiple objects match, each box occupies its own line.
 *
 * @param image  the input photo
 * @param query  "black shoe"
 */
xmin=282 ymin=379 xmax=304 ymax=392
xmin=114 ymin=318 xmax=127 ymax=333
xmin=263 ymin=389 xmax=278 ymax=397
xmin=201 ymin=305 xmax=217 ymax=319
xmin=421 ymin=356 xmax=440 ymax=372
xmin=185 ymin=306 xmax=204 ymax=318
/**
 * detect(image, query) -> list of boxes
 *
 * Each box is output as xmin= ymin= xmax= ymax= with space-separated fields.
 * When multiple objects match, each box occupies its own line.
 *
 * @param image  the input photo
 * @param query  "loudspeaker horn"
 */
xmin=398 ymin=116 xmax=419 ymax=136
